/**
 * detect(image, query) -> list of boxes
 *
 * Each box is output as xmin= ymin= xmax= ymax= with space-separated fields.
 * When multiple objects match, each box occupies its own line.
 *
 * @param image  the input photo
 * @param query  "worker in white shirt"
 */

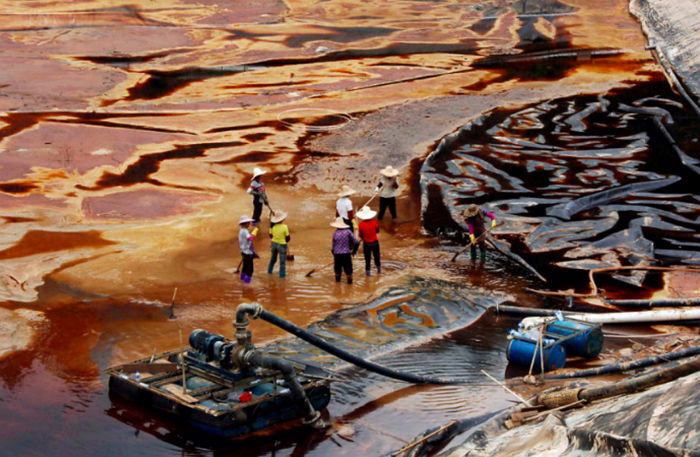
xmin=335 ymin=185 xmax=356 ymax=231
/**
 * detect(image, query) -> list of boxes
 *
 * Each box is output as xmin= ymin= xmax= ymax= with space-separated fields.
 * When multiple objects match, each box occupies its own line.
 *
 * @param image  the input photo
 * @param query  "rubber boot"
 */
xmin=279 ymin=272 xmax=285 ymax=278
xmin=366 ymin=269 xmax=371 ymax=276
xmin=240 ymin=271 xmax=245 ymax=280
xmin=347 ymin=275 xmax=353 ymax=285
xmin=243 ymin=275 xmax=252 ymax=284
xmin=480 ymin=250 xmax=486 ymax=261
xmin=377 ymin=264 xmax=381 ymax=274
xmin=335 ymin=273 xmax=341 ymax=283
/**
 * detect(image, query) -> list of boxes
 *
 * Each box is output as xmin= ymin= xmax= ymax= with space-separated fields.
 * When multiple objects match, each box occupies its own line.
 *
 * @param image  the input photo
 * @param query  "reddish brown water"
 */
xmin=0 ymin=1 xmax=697 ymax=456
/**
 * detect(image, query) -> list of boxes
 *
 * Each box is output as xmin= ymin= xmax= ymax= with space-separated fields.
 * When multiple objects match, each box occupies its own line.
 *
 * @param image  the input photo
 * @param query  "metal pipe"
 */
xmin=606 ymin=298 xmax=700 ymax=308
xmin=244 ymin=350 xmax=323 ymax=427
xmin=520 ymin=308 xmax=700 ymax=325
xmin=579 ymin=356 xmax=700 ymax=402
xmin=536 ymin=356 xmax=700 ymax=407
xmin=545 ymin=346 xmax=700 ymax=379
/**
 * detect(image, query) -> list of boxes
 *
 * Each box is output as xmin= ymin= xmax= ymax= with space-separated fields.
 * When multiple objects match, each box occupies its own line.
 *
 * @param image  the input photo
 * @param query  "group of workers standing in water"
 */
xmin=237 ymin=164 xmax=495 ymax=284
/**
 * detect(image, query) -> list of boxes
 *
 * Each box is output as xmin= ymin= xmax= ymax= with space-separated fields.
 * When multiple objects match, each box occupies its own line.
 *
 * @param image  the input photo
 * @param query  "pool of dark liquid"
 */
xmin=0 ymin=279 xmax=522 ymax=457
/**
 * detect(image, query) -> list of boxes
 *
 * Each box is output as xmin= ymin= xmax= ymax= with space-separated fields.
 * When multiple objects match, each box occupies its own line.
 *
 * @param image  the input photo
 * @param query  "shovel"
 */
xmin=451 ymin=224 xmax=496 ymax=262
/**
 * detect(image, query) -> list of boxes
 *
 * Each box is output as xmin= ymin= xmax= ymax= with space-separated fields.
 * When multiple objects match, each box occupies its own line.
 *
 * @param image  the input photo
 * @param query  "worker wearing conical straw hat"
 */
xmin=357 ymin=206 xmax=381 ymax=276
xmin=335 ymin=184 xmax=356 ymax=231
xmin=464 ymin=204 xmax=496 ymax=261
xmin=238 ymin=215 xmax=259 ymax=284
xmin=375 ymin=165 xmax=399 ymax=220
xmin=330 ymin=216 xmax=359 ymax=284
xmin=247 ymin=167 xmax=268 ymax=223
xmin=267 ymin=211 xmax=290 ymax=278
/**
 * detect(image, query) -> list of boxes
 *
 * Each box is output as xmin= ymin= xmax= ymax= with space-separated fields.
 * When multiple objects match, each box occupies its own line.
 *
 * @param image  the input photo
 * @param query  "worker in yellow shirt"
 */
xmin=267 ymin=211 xmax=290 ymax=278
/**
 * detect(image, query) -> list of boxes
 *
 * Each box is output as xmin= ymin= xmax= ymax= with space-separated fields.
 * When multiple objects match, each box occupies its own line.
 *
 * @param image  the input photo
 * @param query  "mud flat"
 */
xmin=0 ymin=307 xmax=44 ymax=359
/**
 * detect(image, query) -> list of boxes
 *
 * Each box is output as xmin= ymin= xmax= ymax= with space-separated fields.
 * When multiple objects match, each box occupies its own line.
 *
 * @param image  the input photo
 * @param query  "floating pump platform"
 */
xmin=107 ymin=304 xmax=332 ymax=438
xmin=107 ymin=301 xmax=488 ymax=439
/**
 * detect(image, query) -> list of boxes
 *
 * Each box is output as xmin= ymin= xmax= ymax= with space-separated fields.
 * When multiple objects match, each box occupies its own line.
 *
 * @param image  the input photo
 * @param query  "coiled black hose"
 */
xmin=255 ymin=308 xmax=469 ymax=385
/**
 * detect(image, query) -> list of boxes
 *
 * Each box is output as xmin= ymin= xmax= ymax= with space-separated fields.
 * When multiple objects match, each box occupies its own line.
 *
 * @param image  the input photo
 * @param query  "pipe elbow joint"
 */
xmin=235 ymin=302 xmax=264 ymax=327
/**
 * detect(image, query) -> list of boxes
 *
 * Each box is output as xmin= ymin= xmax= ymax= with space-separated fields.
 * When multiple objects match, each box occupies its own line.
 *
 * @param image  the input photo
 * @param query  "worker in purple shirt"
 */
xmin=330 ymin=217 xmax=359 ymax=284
xmin=464 ymin=204 xmax=496 ymax=261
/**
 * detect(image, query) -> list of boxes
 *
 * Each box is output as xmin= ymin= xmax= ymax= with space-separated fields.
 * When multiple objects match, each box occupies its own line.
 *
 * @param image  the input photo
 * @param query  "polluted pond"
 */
xmin=1 ymin=0 xmax=700 ymax=456
xmin=106 ymin=277 xmax=516 ymax=456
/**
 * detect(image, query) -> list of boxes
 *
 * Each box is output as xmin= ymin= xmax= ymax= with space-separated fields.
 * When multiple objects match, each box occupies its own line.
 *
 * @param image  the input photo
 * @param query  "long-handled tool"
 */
xmin=305 ymin=260 xmax=333 ymax=277
xmin=451 ymin=224 xmax=496 ymax=262
xmin=265 ymin=202 xmax=276 ymax=217
xmin=361 ymin=192 xmax=379 ymax=209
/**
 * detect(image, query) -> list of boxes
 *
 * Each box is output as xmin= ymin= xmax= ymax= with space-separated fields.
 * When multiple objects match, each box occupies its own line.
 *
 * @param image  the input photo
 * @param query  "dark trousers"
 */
xmin=363 ymin=241 xmax=381 ymax=272
xmin=470 ymin=239 xmax=487 ymax=260
xmin=342 ymin=217 xmax=354 ymax=232
xmin=252 ymin=200 xmax=263 ymax=222
xmin=378 ymin=197 xmax=396 ymax=220
xmin=333 ymin=254 xmax=353 ymax=277
xmin=242 ymin=253 xmax=255 ymax=277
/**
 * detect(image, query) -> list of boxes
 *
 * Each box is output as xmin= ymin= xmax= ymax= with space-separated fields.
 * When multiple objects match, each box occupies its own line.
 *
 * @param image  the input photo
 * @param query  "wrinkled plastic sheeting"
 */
xmin=264 ymin=276 xmax=509 ymax=372
xmin=420 ymin=86 xmax=700 ymax=285
xmin=441 ymin=372 xmax=700 ymax=457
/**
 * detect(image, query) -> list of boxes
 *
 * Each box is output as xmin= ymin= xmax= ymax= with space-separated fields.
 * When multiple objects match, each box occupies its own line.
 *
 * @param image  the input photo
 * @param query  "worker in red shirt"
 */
xmin=357 ymin=206 xmax=381 ymax=276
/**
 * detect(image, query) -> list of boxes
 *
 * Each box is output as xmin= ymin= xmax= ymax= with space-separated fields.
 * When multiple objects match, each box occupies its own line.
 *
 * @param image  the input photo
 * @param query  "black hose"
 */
xmin=245 ymin=350 xmax=321 ymax=425
xmin=545 ymin=345 xmax=700 ymax=379
xmin=257 ymin=309 xmax=469 ymax=385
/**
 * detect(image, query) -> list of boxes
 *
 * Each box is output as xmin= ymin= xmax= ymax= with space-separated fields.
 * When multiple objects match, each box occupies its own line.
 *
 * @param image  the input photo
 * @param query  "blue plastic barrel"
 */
xmin=546 ymin=320 xmax=603 ymax=358
xmin=506 ymin=337 xmax=566 ymax=372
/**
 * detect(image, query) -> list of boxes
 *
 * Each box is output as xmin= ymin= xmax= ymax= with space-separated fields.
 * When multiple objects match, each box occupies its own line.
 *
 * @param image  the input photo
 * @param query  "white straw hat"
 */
xmin=252 ymin=167 xmax=266 ymax=178
xmin=330 ymin=216 xmax=350 ymax=229
xmin=239 ymin=215 xmax=255 ymax=224
xmin=270 ymin=211 xmax=287 ymax=224
xmin=380 ymin=165 xmax=399 ymax=177
xmin=337 ymin=185 xmax=356 ymax=197
xmin=357 ymin=206 xmax=377 ymax=220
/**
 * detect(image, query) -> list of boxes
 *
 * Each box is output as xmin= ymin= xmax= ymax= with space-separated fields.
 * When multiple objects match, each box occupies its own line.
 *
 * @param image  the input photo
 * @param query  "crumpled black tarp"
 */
xmin=420 ymin=81 xmax=700 ymax=288
xmin=437 ymin=371 xmax=700 ymax=457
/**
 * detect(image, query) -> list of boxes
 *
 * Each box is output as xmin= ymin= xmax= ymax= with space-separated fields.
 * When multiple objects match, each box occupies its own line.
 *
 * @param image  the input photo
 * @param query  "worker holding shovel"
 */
xmin=464 ymin=204 xmax=496 ymax=261
xmin=267 ymin=211 xmax=290 ymax=278
xmin=247 ymin=167 xmax=268 ymax=223
xmin=375 ymin=165 xmax=400 ymax=220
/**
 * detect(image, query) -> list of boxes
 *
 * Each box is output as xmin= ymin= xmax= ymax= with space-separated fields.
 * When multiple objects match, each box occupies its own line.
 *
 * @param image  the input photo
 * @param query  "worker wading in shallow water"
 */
xmin=238 ymin=215 xmax=259 ymax=283
xmin=247 ymin=167 xmax=268 ymax=223
xmin=464 ymin=204 xmax=496 ymax=261
xmin=335 ymin=185 xmax=356 ymax=231
xmin=357 ymin=206 xmax=381 ymax=276
xmin=267 ymin=211 xmax=290 ymax=278
xmin=330 ymin=216 xmax=359 ymax=284
xmin=375 ymin=165 xmax=399 ymax=220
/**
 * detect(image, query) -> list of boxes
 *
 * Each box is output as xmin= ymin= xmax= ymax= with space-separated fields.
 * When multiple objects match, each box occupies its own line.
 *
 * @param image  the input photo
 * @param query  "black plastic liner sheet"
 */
xmin=420 ymin=82 xmax=700 ymax=287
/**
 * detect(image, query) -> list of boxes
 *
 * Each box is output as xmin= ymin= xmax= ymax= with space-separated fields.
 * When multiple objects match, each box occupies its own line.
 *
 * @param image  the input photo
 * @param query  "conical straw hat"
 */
xmin=337 ymin=185 xmax=356 ymax=197
xmin=330 ymin=216 xmax=351 ymax=229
